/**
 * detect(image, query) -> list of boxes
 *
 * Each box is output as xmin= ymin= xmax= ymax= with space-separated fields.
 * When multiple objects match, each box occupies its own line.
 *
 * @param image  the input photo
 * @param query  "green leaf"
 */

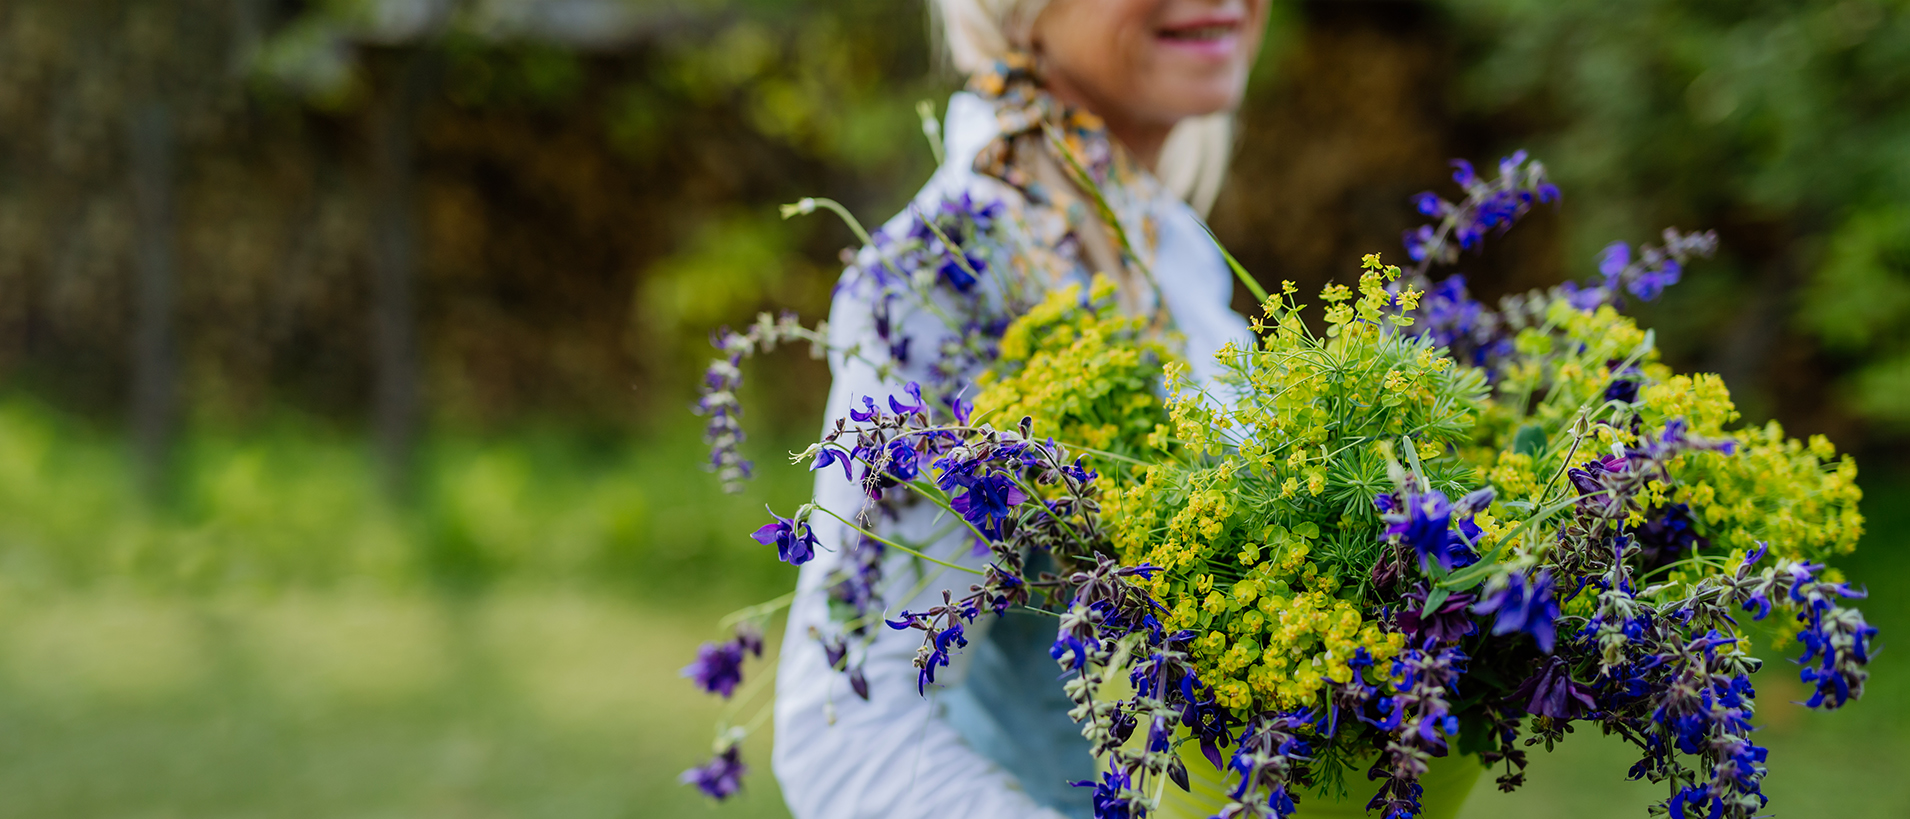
xmin=1513 ymin=425 xmax=1548 ymax=458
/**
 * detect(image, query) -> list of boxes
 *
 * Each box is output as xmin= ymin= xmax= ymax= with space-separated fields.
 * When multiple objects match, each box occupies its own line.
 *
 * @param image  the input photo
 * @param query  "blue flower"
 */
xmin=938 ymin=253 xmax=985 ymax=292
xmin=1510 ymin=656 xmax=1596 ymax=719
xmin=810 ymin=446 xmax=854 ymax=482
xmin=952 ymin=473 xmax=1028 ymax=541
xmin=1071 ymin=770 xmax=1139 ymax=819
xmin=1600 ymin=242 xmax=1632 ymax=282
xmin=1051 ymin=631 xmax=1097 ymax=672
xmin=1628 ymin=258 xmax=1680 ymax=301
xmin=751 ymin=509 xmax=819 ymax=565
xmin=884 ymin=438 xmax=920 ymax=482
xmin=888 ymin=381 xmax=927 ymax=415
xmin=1451 ymin=159 xmax=1480 ymax=188
xmin=681 ymin=640 xmax=746 ymax=698
xmin=950 ymin=396 xmax=973 ymax=424
xmin=679 ymin=745 xmax=746 ymax=800
xmin=1473 ymin=569 xmax=1559 ymax=653
xmin=1634 ymin=502 xmax=1705 ymax=567
xmin=1666 ymin=785 xmax=1718 ymax=819
xmin=1397 ymin=585 xmax=1479 ymax=645
xmin=1382 ymin=489 xmax=1465 ymax=572
xmin=1403 ymin=224 xmax=1437 ymax=262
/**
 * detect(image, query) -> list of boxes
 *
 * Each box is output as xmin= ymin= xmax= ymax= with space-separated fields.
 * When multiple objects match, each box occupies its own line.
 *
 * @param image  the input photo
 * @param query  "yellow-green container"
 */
xmin=1099 ymin=671 xmax=1481 ymax=818
xmin=1149 ymin=736 xmax=1481 ymax=819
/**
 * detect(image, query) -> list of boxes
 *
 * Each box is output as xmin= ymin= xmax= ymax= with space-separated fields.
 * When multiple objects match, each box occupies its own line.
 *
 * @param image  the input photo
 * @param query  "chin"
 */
xmin=1149 ymin=80 xmax=1244 ymax=119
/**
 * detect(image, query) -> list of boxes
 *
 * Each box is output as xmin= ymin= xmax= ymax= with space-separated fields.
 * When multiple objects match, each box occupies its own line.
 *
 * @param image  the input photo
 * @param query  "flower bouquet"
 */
xmin=679 ymin=153 xmax=1875 ymax=819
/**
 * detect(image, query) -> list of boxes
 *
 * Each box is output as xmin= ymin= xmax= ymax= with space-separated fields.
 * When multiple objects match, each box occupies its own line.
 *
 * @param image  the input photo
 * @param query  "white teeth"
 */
xmin=1161 ymin=24 xmax=1234 ymax=41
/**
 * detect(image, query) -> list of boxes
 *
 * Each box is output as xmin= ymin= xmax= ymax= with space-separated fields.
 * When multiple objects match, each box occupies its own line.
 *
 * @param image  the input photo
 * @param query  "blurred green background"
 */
xmin=0 ymin=0 xmax=1904 ymax=817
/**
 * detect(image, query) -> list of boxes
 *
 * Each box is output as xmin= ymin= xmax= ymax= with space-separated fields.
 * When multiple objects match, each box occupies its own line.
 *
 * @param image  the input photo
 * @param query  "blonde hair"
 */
xmin=930 ymin=0 xmax=1237 ymax=216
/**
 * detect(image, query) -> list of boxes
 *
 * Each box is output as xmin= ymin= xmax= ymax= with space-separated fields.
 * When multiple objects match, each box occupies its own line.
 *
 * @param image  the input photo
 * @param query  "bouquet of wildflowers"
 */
xmin=679 ymin=153 xmax=1876 ymax=819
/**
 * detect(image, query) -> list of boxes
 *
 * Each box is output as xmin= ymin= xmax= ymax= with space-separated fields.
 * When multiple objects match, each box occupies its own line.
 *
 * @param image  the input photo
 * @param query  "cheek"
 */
xmin=1040 ymin=0 xmax=1161 ymax=94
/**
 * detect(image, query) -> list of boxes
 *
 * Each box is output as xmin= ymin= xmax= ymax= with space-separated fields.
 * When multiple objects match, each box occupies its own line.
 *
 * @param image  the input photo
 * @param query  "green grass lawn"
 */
xmin=0 ymin=590 xmax=791 ymax=819
xmin=0 ymin=391 xmax=1899 ymax=818
xmin=0 ymin=535 xmax=1901 ymax=819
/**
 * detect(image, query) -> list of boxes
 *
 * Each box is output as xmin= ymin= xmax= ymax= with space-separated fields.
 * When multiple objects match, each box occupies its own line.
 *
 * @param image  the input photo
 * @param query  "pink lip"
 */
xmin=1155 ymin=15 xmax=1245 ymax=59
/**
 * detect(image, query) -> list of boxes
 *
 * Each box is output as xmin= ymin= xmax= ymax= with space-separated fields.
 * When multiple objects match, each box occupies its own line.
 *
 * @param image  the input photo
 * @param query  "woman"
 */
xmin=774 ymin=2 xmax=1269 ymax=817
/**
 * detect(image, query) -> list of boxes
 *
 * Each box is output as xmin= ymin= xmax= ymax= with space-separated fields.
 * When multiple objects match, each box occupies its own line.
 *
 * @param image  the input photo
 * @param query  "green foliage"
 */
xmin=1101 ymin=257 xmax=1488 ymax=711
xmin=971 ymin=275 xmax=1173 ymax=458
xmin=1441 ymin=0 xmax=1910 ymax=425
xmin=0 ymin=398 xmax=804 ymax=597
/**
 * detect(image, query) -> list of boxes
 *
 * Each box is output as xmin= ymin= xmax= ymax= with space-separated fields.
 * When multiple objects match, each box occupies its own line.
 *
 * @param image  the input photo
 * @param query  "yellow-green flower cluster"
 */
xmin=1468 ymin=292 xmax=1865 ymax=571
xmin=972 ymin=274 xmax=1172 ymax=456
xmin=1107 ymin=255 xmax=1482 ymax=712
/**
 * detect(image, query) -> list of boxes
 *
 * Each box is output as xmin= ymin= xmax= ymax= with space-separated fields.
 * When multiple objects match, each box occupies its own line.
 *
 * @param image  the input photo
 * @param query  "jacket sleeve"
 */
xmin=770 ymin=277 xmax=1070 ymax=819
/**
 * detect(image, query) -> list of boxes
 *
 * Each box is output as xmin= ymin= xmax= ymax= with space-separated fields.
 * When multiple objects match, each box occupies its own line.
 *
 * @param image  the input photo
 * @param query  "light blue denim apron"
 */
xmin=942 ymin=599 xmax=1095 ymax=818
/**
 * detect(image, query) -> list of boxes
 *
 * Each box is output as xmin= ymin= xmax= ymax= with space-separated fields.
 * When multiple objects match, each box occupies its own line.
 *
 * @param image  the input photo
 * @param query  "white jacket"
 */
xmin=772 ymin=90 xmax=1252 ymax=819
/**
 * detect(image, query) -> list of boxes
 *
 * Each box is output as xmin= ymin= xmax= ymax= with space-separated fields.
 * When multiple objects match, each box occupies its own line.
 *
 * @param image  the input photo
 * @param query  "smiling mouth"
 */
xmin=1158 ymin=22 xmax=1240 ymax=42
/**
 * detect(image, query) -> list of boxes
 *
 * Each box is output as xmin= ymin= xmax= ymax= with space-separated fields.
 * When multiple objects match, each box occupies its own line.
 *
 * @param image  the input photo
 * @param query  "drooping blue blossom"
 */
xmin=682 ymin=640 xmax=747 ymax=698
xmin=1511 ymin=656 xmax=1597 ymax=719
xmin=937 ymin=252 xmax=985 ymax=292
xmin=751 ymin=508 xmax=819 ymax=566
xmin=847 ymin=394 xmax=881 ymax=423
xmin=1473 ymin=569 xmax=1560 ymax=653
xmin=886 ymin=606 xmax=970 ymax=694
xmin=1402 ymin=151 xmax=1560 ymax=269
xmin=888 ymin=381 xmax=927 ymax=416
xmin=884 ymin=437 xmax=920 ymax=482
xmin=1781 ymin=561 xmax=1877 ymax=710
xmin=1562 ymin=229 xmax=1717 ymax=311
xmin=1367 ymin=642 xmax=1468 ymax=819
xmin=694 ymin=312 xmax=826 ymax=493
xmin=952 ymin=473 xmax=1028 ymax=541
xmin=1071 ymin=769 xmax=1141 ymax=819
xmin=1397 ymin=584 xmax=1480 ymax=645
xmin=679 ymin=745 xmax=747 ymax=800
xmin=1217 ymin=711 xmax=1313 ymax=819
xmin=1379 ymin=488 xmax=1483 ymax=574
xmin=1633 ymin=502 xmax=1706 ymax=568
xmin=810 ymin=445 xmax=854 ymax=482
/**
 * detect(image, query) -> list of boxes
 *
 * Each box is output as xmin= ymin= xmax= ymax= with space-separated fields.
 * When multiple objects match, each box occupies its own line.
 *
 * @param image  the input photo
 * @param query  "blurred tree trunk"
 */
xmin=369 ymin=51 xmax=432 ymax=502
xmin=128 ymin=99 xmax=177 ymax=502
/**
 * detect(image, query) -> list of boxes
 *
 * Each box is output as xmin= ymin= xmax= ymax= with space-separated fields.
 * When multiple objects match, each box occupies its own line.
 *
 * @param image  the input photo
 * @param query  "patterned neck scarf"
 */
xmin=966 ymin=55 xmax=1170 ymax=326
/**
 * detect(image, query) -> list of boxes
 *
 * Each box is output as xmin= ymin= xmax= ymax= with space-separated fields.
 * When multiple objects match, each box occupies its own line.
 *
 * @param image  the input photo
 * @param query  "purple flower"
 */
xmin=886 ymin=608 xmax=970 ymax=694
xmin=1510 ymin=656 xmax=1597 ymax=719
xmin=888 ymin=381 xmax=927 ymax=416
xmin=1451 ymin=159 xmax=1479 ymax=188
xmin=1600 ymin=242 xmax=1632 ymax=282
xmin=1782 ymin=561 xmax=1877 ymax=710
xmin=1398 ymin=585 xmax=1480 ymax=645
xmin=810 ymin=446 xmax=854 ymax=482
xmin=938 ymin=252 xmax=984 ymax=292
xmin=950 ymin=396 xmax=973 ymax=424
xmin=751 ymin=509 xmax=819 ymax=565
xmin=682 ymin=641 xmax=746 ymax=698
xmin=1072 ymin=769 xmax=1140 ymax=819
xmin=884 ymin=438 xmax=920 ymax=482
xmin=679 ymin=745 xmax=746 ymax=800
xmin=1634 ymin=503 xmax=1706 ymax=568
xmin=1473 ymin=570 xmax=1559 ymax=653
xmin=1381 ymin=489 xmax=1473 ymax=573
xmin=952 ymin=473 xmax=1028 ymax=541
